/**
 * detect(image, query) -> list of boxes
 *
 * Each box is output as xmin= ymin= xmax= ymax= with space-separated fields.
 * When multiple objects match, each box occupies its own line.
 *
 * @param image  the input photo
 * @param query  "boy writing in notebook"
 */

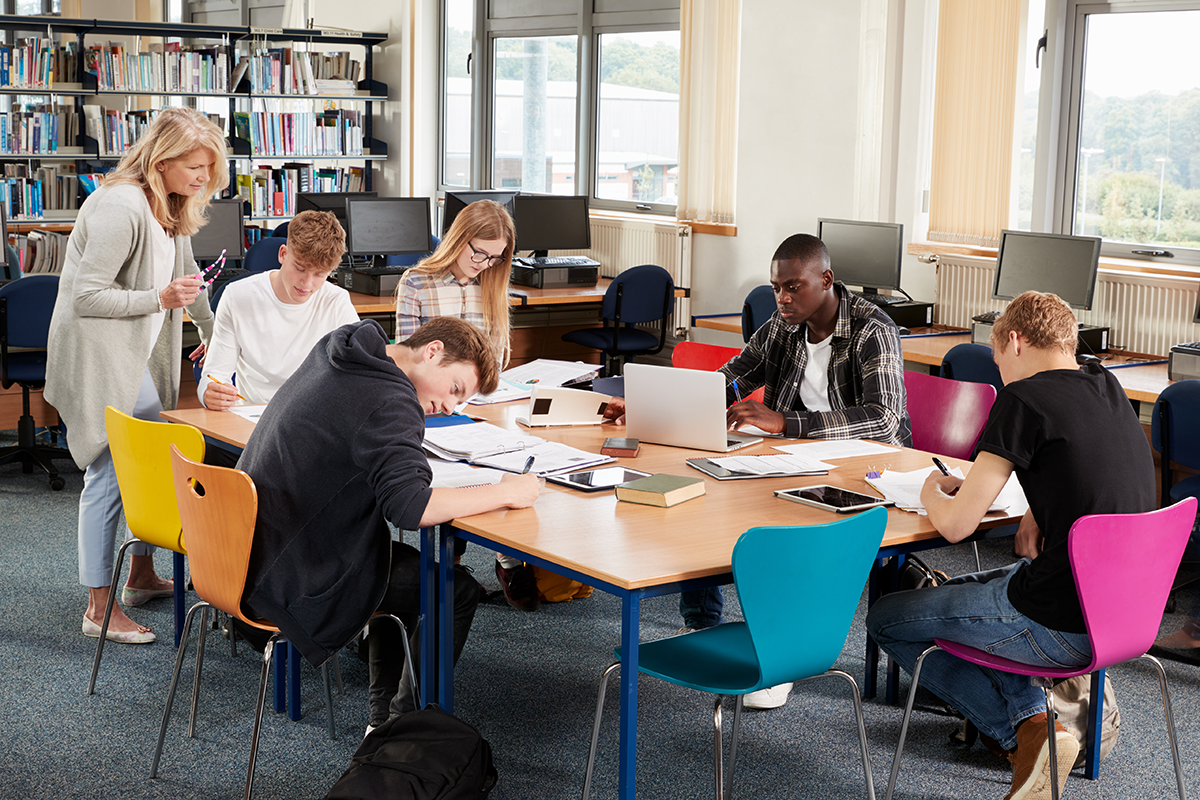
xmin=605 ymin=232 xmax=909 ymax=707
xmin=238 ymin=317 xmax=542 ymax=732
xmin=866 ymin=291 xmax=1155 ymax=800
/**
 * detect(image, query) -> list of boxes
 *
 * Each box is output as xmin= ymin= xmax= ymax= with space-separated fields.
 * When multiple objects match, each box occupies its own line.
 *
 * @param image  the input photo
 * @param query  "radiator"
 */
xmin=936 ymin=255 xmax=1200 ymax=356
xmin=561 ymin=217 xmax=692 ymax=335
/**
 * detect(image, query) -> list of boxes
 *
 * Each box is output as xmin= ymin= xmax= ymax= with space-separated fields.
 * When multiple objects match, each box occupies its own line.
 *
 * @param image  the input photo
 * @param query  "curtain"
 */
xmin=677 ymin=0 xmax=741 ymax=226
xmin=927 ymin=0 xmax=1021 ymax=247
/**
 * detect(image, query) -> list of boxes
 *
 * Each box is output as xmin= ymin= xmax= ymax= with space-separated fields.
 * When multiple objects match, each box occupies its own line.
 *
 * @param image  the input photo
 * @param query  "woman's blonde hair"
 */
xmin=104 ymin=107 xmax=229 ymax=237
xmin=397 ymin=199 xmax=516 ymax=366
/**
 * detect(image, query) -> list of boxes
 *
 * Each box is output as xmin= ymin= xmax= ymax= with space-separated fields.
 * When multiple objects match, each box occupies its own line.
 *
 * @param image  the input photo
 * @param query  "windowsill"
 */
xmin=908 ymin=241 xmax=1200 ymax=282
xmin=588 ymin=209 xmax=738 ymax=237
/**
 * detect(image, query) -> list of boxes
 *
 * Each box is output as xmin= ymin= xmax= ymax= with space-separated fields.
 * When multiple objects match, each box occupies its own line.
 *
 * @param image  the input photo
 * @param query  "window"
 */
xmin=440 ymin=0 xmax=681 ymax=214
xmin=1054 ymin=2 xmax=1200 ymax=264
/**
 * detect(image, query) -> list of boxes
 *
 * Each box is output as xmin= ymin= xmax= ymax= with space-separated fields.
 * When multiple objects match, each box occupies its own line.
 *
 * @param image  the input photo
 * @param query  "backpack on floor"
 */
xmin=323 ymin=705 xmax=497 ymax=800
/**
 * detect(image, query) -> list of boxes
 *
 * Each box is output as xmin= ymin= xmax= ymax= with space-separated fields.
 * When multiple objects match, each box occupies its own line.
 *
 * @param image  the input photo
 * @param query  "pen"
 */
xmin=932 ymin=457 xmax=951 ymax=476
xmin=208 ymin=374 xmax=247 ymax=402
xmin=732 ymin=378 xmax=743 ymax=403
xmin=521 ymin=455 xmax=535 ymax=474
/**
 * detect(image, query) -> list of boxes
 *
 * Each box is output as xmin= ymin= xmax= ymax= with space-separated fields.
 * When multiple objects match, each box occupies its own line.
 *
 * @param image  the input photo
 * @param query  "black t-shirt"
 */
xmin=976 ymin=363 xmax=1154 ymax=633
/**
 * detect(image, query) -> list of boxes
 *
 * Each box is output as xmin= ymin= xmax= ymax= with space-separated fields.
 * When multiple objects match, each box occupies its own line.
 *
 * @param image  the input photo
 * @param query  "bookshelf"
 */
xmin=0 ymin=15 xmax=388 ymax=236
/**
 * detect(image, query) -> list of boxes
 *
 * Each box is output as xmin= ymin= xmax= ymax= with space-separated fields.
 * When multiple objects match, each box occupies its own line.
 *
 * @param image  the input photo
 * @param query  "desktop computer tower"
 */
xmin=510 ymin=263 xmax=599 ymax=289
xmin=1169 ymin=345 xmax=1200 ymax=381
xmin=879 ymin=302 xmax=933 ymax=329
xmin=972 ymin=319 xmax=1109 ymax=354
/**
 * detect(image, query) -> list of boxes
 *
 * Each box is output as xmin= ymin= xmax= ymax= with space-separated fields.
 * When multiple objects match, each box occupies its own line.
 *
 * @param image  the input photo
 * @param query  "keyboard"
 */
xmin=518 ymin=256 xmax=601 ymax=268
xmin=972 ymin=311 xmax=1002 ymax=323
xmin=207 ymin=266 xmax=250 ymax=291
xmin=853 ymin=291 xmax=906 ymax=307
xmin=1173 ymin=341 xmax=1200 ymax=354
xmin=355 ymin=264 xmax=408 ymax=276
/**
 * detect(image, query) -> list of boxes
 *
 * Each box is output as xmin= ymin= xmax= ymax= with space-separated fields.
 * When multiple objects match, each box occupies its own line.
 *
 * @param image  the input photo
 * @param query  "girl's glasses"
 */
xmin=467 ymin=243 xmax=505 ymax=268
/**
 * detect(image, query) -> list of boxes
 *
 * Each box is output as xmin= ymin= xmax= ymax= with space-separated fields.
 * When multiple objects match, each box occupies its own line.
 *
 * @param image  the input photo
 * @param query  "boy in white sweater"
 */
xmin=200 ymin=209 xmax=359 ymax=409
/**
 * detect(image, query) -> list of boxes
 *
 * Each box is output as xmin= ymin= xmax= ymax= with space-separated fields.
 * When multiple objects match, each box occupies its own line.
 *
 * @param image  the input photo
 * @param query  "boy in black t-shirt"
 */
xmin=867 ymin=291 xmax=1154 ymax=800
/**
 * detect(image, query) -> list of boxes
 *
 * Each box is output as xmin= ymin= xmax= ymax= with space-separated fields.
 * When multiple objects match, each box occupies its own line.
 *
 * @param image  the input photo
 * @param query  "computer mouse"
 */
xmin=1076 ymin=353 xmax=1101 ymax=366
xmin=897 ymin=327 xmax=911 ymax=336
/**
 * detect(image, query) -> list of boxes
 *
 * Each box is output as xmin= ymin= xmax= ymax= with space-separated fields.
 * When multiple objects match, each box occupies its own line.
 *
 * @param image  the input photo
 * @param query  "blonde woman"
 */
xmin=393 ymin=199 xmax=541 ymax=609
xmin=46 ymin=107 xmax=227 ymax=643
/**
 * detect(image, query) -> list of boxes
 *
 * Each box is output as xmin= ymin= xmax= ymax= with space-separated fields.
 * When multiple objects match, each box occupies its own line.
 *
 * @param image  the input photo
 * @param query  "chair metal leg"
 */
xmin=320 ymin=661 xmax=336 ymax=741
xmin=581 ymin=661 xmax=620 ymax=800
xmin=1140 ymin=655 xmax=1189 ymax=800
xmin=1039 ymin=678 xmax=1061 ymax=800
xmin=188 ymin=606 xmax=211 ymax=737
xmin=725 ymin=695 xmax=743 ymax=800
xmin=369 ymin=613 xmax=419 ymax=712
xmin=883 ymin=644 xmax=940 ymax=800
xmin=971 ymin=541 xmax=982 ymax=572
xmin=87 ymin=538 xmax=138 ymax=695
xmin=712 ymin=697 xmax=724 ymax=800
xmin=245 ymin=635 xmax=282 ymax=800
xmin=150 ymin=601 xmax=209 ymax=778
xmin=824 ymin=669 xmax=877 ymax=800
xmin=332 ymin=653 xmax=344 ymax=695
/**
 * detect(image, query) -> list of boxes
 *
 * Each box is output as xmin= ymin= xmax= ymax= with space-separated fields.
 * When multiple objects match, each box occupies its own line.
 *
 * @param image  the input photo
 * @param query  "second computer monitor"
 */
xmin=442 ymin=190 xmax=519 ymax=236
xmin=992 ymin=230 xmax=1101 ymax=311
xmin=513 ymin=194 xmax=591 ymax=256
xmin=346 ymin=197 xmax=434 ymax=258
xmin=192 ymin=198 xmax=245 ymax=261
xmin=817 ymin=218 xmax=904 ymax=293
xmin=295 ymin=191 xmax=378 ymax=228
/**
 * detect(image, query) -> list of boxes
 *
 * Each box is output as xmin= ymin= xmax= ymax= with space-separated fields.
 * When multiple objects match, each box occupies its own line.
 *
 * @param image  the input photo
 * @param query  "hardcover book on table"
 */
xmin=615 ymin=473 xmax=705 ymax=508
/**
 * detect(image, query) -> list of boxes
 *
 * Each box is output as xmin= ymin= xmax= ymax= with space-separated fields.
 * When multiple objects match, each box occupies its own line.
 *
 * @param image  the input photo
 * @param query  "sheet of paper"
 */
xmin=499 ymin=359 xmax=599 ymax=387
xmin=428 ymin=459 xmax=506 ymax=489
xmin=708 ymin=453 xmax=833 ymax=475
xmin=866 ymin=467 xmax=1016 ymax=516
xmin=467 ymin=380 xmax=533 ymax=405
xmin=472 ymin=442 xmax=614 ymax=477
xmin=422 ymin=422 xmax=544 ymax=461
xmin=773 ymin=439 xmax=901 ymax=460
xmin=229 ymin=404 xmax=268 ymax=424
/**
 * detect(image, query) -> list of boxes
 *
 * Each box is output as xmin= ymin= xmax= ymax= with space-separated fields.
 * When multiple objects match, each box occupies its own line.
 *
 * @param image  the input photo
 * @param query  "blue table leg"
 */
xmin=1084 ymin=669 xmax=1105 ymax=779
xmin=172 ymin=551 xmax=186 ymax=648
xmin=419 ymin=526 xmax=438 ymax=708
xmin=618 ymin=593 xmax=640 ymax=800
xmin=439 ymin=528 xmax=456 ymax=712
xmin=288 ymin=641 xmax=302 ymax=720
xmin=273 ymin=641 xmax=287 ymax=713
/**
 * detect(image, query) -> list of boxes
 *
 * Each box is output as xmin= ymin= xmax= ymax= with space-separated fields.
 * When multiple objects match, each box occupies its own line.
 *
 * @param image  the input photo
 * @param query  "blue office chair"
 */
xmin=243 ymin=237 xmax=286 ymax=273
xmin=741 ymin=284 xmax=775 ymax=343
xmin=940 ymin=342 xmax=1004 ymax=392
xmin=384 ymin=234 xmax=440 ymax=269
xmin=0 ymin=275 xmax=73 ymax=490
xmin=582 ymin=507 xmax=887 ymax=800
xmin=4 ymin=244 xmax=20 ymax=280
xmin=271 ymin=221 xmax=289 ymax=238
xmin=1152 ymin=380 xmax=1200 ymax=508
xmin=561 ymin=264 xmax=675 ymax=377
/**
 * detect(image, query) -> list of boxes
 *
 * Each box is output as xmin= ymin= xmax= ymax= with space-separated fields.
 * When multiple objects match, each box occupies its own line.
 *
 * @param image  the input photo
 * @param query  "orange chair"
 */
xmin=672 ymin=342 xmax=765 ymax=403
xmin=152 ymin=447 xmax=335 ymax=799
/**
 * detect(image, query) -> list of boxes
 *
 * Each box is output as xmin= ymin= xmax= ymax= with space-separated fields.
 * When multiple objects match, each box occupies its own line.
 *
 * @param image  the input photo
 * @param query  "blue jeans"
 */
xmin=680 ymin=585 xmax=723 ymax=629
xmin=866 ymin=561 xmax=1092 ymax=751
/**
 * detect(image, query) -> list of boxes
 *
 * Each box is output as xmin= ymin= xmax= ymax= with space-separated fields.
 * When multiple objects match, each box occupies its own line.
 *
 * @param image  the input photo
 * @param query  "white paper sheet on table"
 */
xmin=429 ymin=459 xmax=506 ymax=488
xmin=468 ymin=359 xmax=599 ymax=405
xmin=471 ymin=441 xmax=614 ymax=477
xmin=773 ymin=439 xmax=900 ymax=459
xmin=707 ymin=452 xmax=833 ymax=475
xmin=230 ymin=404 xmax=268 ymax=424
xmin=865 ymin=467 xmax=1027 ymax=516
xmin=423 ymin=422 xmax=545 ymax=461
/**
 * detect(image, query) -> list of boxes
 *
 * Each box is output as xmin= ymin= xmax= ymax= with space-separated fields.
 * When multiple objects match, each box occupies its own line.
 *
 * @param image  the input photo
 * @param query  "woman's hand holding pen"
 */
xmin=726 ymin=400 xmax=785 ymax=434
xmin=158 ymin=274 xmax=205 ymax=309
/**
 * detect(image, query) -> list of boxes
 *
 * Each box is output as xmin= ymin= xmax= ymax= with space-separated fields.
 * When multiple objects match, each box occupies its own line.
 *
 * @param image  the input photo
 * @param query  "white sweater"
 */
xmin=199 ymin=272 xmax=359 ymax=406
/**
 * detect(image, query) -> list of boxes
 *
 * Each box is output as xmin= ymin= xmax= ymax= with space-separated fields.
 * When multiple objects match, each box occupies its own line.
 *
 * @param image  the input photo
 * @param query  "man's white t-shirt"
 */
xmin=199 ymin=273 xmax=360 ymax=406
xmin=798 ymin=332 xmax=833 ymax=413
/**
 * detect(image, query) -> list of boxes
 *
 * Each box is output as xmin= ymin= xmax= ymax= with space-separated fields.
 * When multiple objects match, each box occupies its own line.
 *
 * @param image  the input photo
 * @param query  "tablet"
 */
xmin=546 ymin=466 xmax=652 ymax=493
xmin=773 ymin=485 xmax=893 ymax=514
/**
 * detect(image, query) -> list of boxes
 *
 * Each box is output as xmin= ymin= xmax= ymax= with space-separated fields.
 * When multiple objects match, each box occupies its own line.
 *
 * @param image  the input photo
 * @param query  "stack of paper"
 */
xmin=865 ymin=467 xmax=1027 ymax=516
xmin=422 ymin=421 xmax=613 ymax=476
xmin=469 ymin=359 xmax=600 ymax=405
xmin=703 ymin=453 xmax=832 ymax=477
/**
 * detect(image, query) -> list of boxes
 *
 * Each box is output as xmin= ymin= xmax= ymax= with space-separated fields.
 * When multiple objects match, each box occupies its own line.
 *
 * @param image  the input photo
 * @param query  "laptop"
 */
xmin=624 ymin=363 xmax=763 ymax=452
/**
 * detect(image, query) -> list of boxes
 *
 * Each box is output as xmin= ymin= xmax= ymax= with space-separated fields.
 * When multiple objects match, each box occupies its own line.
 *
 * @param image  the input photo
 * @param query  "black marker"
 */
xmin=522 ymin=455 xmax=536 ymax=474
xmin=932 ymin=457 xmax=951 ymax=476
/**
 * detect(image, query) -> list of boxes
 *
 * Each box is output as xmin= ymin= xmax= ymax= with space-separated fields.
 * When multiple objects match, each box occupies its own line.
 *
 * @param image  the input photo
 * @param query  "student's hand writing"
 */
xmin=188 ymin=343 xmax=207 ymax=366
xmin=499 ymin=473 xmax=542 ymax=508
xmin=204 ymin=380 xmax=239 ymax=412
xmin=602 ymin=397 xmax=626 ymax=425
xmin=159 ymin=275 xmax=204 ymax=309
xmin=922 ymin=470 xmax=963 ymax=499
xmin=1013 ymin=509 xmax=1043 ymax=560
xmin=726 ymin=400 xmax=785 ymax=434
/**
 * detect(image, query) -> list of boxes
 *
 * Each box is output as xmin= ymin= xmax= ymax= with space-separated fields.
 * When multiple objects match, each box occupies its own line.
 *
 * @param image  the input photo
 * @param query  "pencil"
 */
xmin=208 ymin=375 xmax=247 ymax=402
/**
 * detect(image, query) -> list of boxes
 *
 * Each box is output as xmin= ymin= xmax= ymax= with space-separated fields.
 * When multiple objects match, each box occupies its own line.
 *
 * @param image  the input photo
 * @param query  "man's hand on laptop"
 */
xmin=603 ymin=397 xmax=627 ymax=424
xmin=726 ymin=400 xmax=785 ymax=434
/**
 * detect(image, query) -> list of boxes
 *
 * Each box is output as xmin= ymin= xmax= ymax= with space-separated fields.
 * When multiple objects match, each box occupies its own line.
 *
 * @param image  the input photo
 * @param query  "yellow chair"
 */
xmin=87 ymin=406 xmax=205 ymax=695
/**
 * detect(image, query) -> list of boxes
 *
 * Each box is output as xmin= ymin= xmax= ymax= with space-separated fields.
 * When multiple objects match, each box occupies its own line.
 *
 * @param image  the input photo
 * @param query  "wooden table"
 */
xmin=346 ymin=279 xmax=618 ymax=315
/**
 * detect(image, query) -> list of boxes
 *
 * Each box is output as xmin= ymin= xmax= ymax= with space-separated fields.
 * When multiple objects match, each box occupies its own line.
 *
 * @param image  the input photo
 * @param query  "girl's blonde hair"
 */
xmin=104 ymin=107 xmax=229 ymax=237
xmin=398 ymin=199 xmax=516 ymax=366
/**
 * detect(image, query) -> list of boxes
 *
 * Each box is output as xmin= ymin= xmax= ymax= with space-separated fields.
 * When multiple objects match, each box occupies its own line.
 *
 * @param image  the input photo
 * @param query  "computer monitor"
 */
xmin=442 ymin=190 xmax=519 ymax=237
xmin=992 ymin=230 xmax=1102 ymax=311
xmin=345 ymin=197 xmax=434 ymax=258
xmin=191 ymin=199 xmax=245 ymax=261
xmin=294 ymin=191 xmax=378 ymax=228
xmin=817 ymin=218 xmax=904 ymax=294
xmin=512 ymin=194 xmax=591 ymax=257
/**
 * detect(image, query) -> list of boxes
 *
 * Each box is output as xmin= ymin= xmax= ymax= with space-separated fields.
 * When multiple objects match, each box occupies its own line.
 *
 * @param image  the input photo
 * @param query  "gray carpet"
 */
xmin=1 ymin=447 xmax=1198 ymax=799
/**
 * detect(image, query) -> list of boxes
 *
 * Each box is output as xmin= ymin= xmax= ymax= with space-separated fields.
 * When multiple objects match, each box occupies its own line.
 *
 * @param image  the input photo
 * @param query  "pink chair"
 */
xmin=672 ymin=342 xmax=765 ymax=403
xmin=883 ymin=498 xmax=1197 ymax=800
xmin=904 ymin=370 xmax=996 ymax=461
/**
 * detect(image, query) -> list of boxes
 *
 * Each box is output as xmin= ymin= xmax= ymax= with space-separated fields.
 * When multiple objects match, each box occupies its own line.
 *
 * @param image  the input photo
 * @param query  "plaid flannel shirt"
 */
xmin=718 ymin=282 xmax=911 ymax=445
xmin=395 ymin=269 xmax=486 ymax=340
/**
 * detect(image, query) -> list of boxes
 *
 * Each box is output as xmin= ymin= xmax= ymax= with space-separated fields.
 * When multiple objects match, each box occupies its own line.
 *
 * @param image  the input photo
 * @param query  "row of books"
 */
xmin=242 ymin=49 xmax=362 ymax=95
xmin=232 ymin=110 xmax=365 ymax=157
xmin=0 ymin=104 xmax=79 ymax=155
xmin=86 ymin=42 xmax=232 ymax=94
xmin=2 ymin=176 xmax=48 ymax=219
xmin=15 ymin=229 xmax=68 ymax=274
xmin=81 ymin=107 xmax=225 ymax=157
xmin=0 ymin=39 xmax=79 ymax=89
xmin=235 ymin=163 xmax=366 ymax=217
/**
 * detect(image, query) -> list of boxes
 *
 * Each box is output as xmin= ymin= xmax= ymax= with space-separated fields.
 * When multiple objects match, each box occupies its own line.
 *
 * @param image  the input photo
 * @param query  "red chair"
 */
xmin=903 ymin=370 xmax=996 ymax=461
xmin=883 ymin=498 xmax=1197 ymax=800
xmin=673 ymin=342 xmax=765 ymax=403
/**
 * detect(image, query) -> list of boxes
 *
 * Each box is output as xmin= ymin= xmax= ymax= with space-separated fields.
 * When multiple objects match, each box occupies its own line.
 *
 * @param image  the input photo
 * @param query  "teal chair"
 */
xmin=582 ymin=507 xmax=887 ymax=800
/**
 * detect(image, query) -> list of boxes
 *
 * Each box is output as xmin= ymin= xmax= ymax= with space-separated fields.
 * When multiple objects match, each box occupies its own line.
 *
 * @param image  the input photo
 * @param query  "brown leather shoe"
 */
xmin=1004 ymin=712 xmax=1079 ymax=799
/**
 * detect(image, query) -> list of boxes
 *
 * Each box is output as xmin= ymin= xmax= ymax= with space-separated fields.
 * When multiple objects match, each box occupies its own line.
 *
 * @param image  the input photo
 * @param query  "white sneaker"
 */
xmin=742 ymin=682 xmax=793 ymax=710
xmin=364 ymin=724 xmax=376 ymax=738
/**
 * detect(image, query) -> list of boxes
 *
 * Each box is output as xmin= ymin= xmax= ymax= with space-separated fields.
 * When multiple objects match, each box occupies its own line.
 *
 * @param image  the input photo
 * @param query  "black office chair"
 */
xmin=0 ymin=274 xmax=73 ymax=490
xmin=741 ymin=284 xmax=775 ymax=343
xmin=941 ymin=342 xmax=1004 ymax=392
xmin=561 ymin=264 xmax=675 ymax=377
xmin=243 ymin=237 xmax=286 ymax=273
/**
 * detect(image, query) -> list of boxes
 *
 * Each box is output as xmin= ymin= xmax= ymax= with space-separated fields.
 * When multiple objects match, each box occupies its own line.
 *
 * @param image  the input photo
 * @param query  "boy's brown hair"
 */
xmin=285 ymin=210 xmax=346 ymax=270
xmin=401 ymin=317 xmax=499 ymax=395
xmin=990 ymin=290 xmax=1078 ymax=357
